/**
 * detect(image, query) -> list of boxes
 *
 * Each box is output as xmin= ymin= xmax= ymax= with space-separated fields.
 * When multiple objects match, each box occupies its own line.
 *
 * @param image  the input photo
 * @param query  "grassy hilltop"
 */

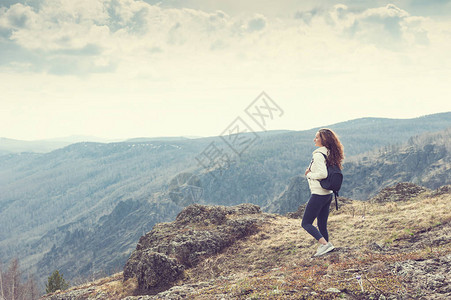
xmin=43 ymin=183 xmax=451 ymax=300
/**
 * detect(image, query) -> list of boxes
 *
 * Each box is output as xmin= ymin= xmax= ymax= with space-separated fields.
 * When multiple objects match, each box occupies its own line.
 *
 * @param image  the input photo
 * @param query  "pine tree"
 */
xmin=45 ymin=270 xmax=69 ymax=293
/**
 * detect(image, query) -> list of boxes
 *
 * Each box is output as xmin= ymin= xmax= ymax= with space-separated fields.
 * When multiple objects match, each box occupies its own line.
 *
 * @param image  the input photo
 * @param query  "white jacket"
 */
xmin=306 ymin=146 xmax=333 ymax=195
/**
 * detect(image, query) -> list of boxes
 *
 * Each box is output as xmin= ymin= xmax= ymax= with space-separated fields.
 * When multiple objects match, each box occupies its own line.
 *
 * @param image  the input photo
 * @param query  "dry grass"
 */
xmin=43 ymin=272 xmax=137 ymax=300
xmin=46 ymin=190 xmax=451 ymax=299
xmin=181 ymin=191 xmax=451 ymax=299
xmin=188 ymin=191 xmax=450 ymax=282
xmin=331 ymin=191 xmax=450 ymax=247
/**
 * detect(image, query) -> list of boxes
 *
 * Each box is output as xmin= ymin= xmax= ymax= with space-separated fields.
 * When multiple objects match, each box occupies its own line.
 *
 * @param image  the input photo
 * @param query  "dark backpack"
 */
xmin=319 ymin=153 xmax=343 ymax=210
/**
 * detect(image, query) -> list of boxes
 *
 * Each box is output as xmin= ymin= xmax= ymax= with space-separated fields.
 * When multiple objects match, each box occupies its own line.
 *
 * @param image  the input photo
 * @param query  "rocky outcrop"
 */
xmin=429 ymin=184 xmax=451 ymax=197
xmin=369 ymin=182 xmax=428 ymax=203
xmin=123 ymin=203 xmax=266 ymax=294
xmin=393 ymin=255 xmax=451 ymax=299
xmin=40 ymin=183 xmax=451 ymax=300
xmin=42 ymin=287 xmax=98 ymax=300
xmin=126 ymin=252 xmax=183 ymax=293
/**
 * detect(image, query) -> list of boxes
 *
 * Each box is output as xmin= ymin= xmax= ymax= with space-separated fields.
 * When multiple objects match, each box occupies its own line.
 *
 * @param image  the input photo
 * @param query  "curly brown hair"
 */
xmin=318 ymin=128 xmax=344 ymax=169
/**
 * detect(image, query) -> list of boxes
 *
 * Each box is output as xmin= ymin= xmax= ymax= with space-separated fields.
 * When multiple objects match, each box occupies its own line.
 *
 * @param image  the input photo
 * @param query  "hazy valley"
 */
xmin=0 ymin=112 xmax=450 ymax=294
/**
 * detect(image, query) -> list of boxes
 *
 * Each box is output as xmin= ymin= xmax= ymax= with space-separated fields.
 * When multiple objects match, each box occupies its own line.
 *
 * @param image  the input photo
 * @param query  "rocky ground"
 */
xmin=41 ymin=183 xmax=451 ymax=300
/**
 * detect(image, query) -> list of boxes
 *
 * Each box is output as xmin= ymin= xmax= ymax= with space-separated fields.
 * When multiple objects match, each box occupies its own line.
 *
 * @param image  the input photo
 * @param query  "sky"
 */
xmin=1 ymin=0 xmax=450 ymax=141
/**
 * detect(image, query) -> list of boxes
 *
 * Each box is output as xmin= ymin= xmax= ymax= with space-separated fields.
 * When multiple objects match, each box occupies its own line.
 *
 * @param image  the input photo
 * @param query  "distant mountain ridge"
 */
xmin=0 ymin=137 xmax=71 ymax=154
xmin=0 ymin=112 xmax=450 ymax=288
xmin=0 ymin=136 xmax=196 ymax=154
xmin=2 ymin=112 xmax=450 ymax=155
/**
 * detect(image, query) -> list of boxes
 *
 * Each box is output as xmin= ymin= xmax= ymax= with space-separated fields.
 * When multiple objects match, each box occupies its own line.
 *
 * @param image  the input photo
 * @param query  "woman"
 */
xmin=302 ymin=128 xmax=344 ymax=257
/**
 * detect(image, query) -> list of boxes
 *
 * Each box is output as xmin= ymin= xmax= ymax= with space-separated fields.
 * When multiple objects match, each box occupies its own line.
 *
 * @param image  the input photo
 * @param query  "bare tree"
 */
xmin=7 ymin=258 xmax=21 ymax=300
xmin=23 ymin=275 xmax=40 ymax=300
xmin=0 ymin=259 xmax=39 ymax=300
xmin=0 ymin=262 xmax=5 ymax=300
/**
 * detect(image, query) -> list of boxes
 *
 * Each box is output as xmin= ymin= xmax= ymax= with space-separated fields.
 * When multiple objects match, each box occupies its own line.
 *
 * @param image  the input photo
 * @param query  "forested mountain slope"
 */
xmin=268 ymin=127 xmax=451 ymax=213
xmin=0 ymin=112 xmax=450 ymax=286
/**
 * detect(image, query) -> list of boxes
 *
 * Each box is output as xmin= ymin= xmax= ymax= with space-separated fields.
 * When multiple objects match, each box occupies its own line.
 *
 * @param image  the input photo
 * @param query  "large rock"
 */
xmin=369 ymin=182 xmax=428 ymax=203
xmin=123 ymin=203 xmax=264 ymax=294
xmin=430 ymin=184 xmax=451 ymax=197
xmin=129 ymin=251 xmax=183 ymax=292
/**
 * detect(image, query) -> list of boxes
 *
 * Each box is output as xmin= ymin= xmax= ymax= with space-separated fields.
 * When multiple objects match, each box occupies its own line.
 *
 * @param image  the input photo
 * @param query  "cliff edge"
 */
xmin=42 ymin=183 xmax=451 ymax=300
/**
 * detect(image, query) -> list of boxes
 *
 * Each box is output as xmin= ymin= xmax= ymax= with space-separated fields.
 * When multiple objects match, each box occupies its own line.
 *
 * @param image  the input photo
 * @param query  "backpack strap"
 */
xmin=333 ymin=191 xmax=339 ymax=210
xmin=321 ymin=152 xmax=327 ymax=163
xmin=322 ymin=153 xmax=340 ymax=210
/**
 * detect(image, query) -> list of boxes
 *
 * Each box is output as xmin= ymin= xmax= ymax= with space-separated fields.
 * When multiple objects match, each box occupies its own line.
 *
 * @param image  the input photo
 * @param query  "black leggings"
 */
xmin=301 ymin=193 xmax=333 ymax=241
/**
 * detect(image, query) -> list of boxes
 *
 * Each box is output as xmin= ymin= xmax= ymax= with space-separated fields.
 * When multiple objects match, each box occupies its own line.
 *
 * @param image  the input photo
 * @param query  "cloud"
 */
xmin=246 ymin=14 xmax=266 ymax=32
xmin=351 ymin=4 xmax=409 ymax=44
xmin=319 ymin=4 xmax=430 ymax=50
xmin=409 ymin=0 xmax=451 ymax=16
xmin=0 ymin=3 xmax=36 ymax=34
xmin=0 ymin=0 xmax=447 ymax=78
xmin=0 ymin=1 xmax=116 ymax=74
xmin=294 ymin=7 xmax=322 ymax=25
xmin=5 ymin=3 xmax=35 ymax=28
xmin=0 ymin=38 xmax=36 ymax=67
xmin=292 ymin=4 xmax=432 ymax=50
xmin=46 ymin=55 xmax=117 ymax=75
xmin=106 ymin=0 xmax=154 ymax=34
xmin=0 ymin=1 xmax=450 ymax=141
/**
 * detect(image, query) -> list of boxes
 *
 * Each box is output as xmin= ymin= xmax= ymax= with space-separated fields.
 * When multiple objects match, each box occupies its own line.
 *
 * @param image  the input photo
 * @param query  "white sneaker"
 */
xmin=314 ymin=242 xmax=335 ymax=257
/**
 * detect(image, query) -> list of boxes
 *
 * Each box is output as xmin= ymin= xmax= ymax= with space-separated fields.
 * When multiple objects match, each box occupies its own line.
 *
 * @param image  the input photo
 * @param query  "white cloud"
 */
xmin=0 ymin=1 xmax=450 ymax=139
xmin=0 ymin=1 xmax=441 ymax=74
